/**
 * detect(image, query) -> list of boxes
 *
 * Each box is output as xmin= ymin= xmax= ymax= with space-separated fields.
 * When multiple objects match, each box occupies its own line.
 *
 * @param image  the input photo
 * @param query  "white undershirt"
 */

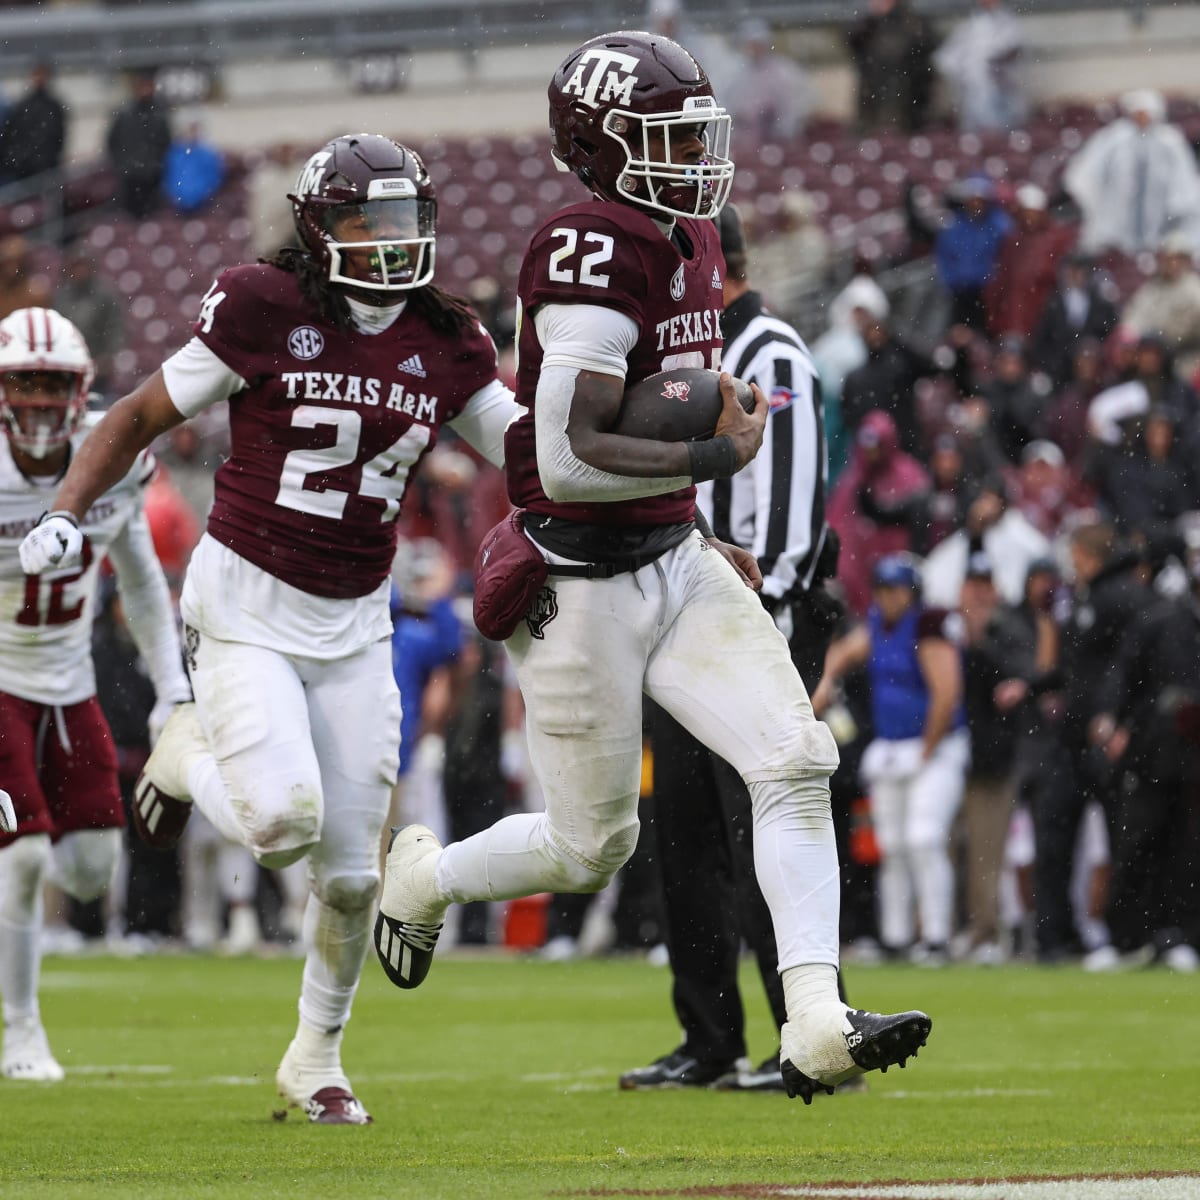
xmin=345 ymin=294 xmax=406 ymax=334
xmin=531 ymin=302 xmax=692 ymax=503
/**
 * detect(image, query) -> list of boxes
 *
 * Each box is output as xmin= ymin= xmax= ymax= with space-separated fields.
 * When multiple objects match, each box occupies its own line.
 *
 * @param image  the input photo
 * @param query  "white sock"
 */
xmin=748 ymin=776 xmax=841 ymax=969
xmin=289 ymin=1017 xmax=345 ymax=1071
xmin=0 ymin=916 xmax=40 ymax=1025
xmin=781 ymin=963 xmax=843 ymax=1023
xmin=297 ymin=895 xmax=366 ymax=1035
xmin=0 ymin=836 xmax=50 ymax=1025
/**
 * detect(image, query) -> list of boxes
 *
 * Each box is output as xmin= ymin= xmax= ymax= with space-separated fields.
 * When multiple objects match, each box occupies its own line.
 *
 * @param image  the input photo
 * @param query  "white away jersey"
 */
xmin=0 ymin=414 xmax=155 ymax=704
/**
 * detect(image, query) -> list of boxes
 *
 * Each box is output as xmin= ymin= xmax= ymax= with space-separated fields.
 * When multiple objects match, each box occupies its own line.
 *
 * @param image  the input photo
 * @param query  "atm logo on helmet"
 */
xmin=561 ymin=49 xmax=639 ymax=108
xmin=295 ymin=151 xmax=332 ymax=198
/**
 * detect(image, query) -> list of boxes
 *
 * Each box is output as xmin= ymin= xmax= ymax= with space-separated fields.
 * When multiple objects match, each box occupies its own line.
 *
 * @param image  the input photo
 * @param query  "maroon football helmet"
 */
xmin=290 ymin=134 xmax=437 ymax=292
xmin=548 ymin=30 xmax=734 ymax=220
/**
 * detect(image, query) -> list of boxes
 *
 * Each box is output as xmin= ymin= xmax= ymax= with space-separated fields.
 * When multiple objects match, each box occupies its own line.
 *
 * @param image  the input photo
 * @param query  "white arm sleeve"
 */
xmin=532 ymin=304 xmax=692 ymax=503
xmin=106 ymin=505 xmax=191 ymax=705
xmin=446 ymin=379 xmax=523 ymax=468
xmin=160 ymin=337 xmax=247 ymax=417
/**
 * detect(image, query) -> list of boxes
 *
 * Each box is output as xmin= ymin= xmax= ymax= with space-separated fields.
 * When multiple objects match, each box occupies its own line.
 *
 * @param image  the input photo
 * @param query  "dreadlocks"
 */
xmin=266 ymin=248 xmax=480 ymax=337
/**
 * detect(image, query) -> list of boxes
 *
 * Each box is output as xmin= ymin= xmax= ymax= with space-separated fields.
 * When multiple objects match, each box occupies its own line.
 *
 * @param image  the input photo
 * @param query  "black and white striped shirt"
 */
xmin=697 ymin=290 xmax=829 ymax=604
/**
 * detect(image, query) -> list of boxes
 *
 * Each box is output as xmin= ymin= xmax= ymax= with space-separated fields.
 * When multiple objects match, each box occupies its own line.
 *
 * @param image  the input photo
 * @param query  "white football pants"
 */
xmin=437 ymin=532 xmax=842 ymax=970
xmin=187 ymin=634 xmax=399 ymax=1033
xmin=862 ymin=730 xmax=970 ymax=949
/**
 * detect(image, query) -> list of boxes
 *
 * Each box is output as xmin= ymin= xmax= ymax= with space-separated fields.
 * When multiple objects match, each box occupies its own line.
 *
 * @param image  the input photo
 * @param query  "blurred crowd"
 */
xmin=7 ymin=0 xmax=1200 ymax=971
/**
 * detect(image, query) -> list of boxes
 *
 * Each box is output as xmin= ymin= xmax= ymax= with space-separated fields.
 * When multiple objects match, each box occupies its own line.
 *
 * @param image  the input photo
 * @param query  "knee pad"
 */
xmin=312 ymin=870 xmax=380 ymax=915
xmin=0 ymin=835 xmax=51 ymax=913
xmin=48 ymin=829 xmax=120 ymax=903
xmin=746 ymin=718 xmax=840 ymax=784
xmin=243 ymin=796 xmax=322 ymax=868
xmin=546 ymin=818 xmax=638 ymax=893
xmin=255 ymin=843 xmax=316 ymax=872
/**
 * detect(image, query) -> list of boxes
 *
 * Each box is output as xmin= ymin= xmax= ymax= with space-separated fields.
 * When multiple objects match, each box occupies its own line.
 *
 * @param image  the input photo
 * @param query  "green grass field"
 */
xmin=4 ymin=951 xmax=1198 ymax=1199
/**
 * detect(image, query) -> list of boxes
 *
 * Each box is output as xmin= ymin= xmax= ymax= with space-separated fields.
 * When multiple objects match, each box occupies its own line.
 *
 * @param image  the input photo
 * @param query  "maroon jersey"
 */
xmin=506 ymin=201 xmax=725 ymax=526
xmin=194 ymin=265 xmax=499 ymax=598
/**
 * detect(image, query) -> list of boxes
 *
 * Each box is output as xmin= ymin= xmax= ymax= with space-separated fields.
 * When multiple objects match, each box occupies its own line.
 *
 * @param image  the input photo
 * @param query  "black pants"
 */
xmin=1106 ymin=771 xmax=1200 ymax=952
xmin=1027 ymin=738 xmax=1119 ymax=958
xmin=649 ymin=701 xmax=786 ymax=1062
xmin=646 ymin=593 xmax=843 ymax=1063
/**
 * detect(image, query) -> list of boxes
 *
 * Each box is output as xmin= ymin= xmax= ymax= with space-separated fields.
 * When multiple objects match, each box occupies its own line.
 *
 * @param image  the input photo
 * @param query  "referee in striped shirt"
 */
xmin=620 ymin=203 xmax=849 ymax=1094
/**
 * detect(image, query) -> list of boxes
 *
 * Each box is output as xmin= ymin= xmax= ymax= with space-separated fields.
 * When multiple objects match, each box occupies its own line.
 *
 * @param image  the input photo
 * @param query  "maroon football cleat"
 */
xmin=131 ymin=778 xmax=193 ymax=851
xmin=303 ymin=1086 xmax=373 ymax=1126
xmin=131 ymin=703 xmax=206 ymax=850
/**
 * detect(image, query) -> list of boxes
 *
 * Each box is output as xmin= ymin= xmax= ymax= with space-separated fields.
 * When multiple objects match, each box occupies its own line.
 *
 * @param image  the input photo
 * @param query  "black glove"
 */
xmin=797 ymin=584 xmax=846 ymax=639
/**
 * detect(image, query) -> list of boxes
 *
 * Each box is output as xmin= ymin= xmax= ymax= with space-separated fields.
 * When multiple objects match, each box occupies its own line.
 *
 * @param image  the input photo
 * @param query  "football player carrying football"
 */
xmin=1 ymin=307 xmax=190 ymax=1082
xmin=19 ymin=135 xmax=522 ymax=1122
xmin=375 ymin=32 xmax=933 ymax=1102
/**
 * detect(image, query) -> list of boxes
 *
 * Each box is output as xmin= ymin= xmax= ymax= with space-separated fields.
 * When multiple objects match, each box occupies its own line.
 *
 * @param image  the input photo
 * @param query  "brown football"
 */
xmin=611 ymin=368 xmax=755 ymax=442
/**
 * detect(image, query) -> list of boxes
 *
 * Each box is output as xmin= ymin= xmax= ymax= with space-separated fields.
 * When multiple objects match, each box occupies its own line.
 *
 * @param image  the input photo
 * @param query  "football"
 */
xmin=611 ymin=367 xmax=755 ymax=442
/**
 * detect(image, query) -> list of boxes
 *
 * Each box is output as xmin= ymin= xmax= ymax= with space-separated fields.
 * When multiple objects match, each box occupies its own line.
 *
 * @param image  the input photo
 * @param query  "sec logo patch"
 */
xmin=288 ymin=326 xmax=325 ymax=360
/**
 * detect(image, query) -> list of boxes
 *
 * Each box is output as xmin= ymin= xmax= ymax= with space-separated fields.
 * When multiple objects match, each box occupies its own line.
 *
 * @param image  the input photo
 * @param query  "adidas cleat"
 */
xmin=303 ymin=1086 xmax=373 ymax=1125
xmin=131 ymin=702 xmax=206 ymax=850
xmin=275 ymin=1041 xmax=372 ymax=1125
xmin=2 ymin=1018 xmax=65 ymax=1082
xmin=374 ymin=825 xmax=446 ymax=990
xmin=781 ymin=1008 xmax=931 ymax=1105
xmin=0 ymin=787 xmax=15 ymax=834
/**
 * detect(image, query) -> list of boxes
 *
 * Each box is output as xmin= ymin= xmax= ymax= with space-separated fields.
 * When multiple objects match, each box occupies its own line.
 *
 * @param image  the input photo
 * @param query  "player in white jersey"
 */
xmin=0 ymin=307 xmax=190 ymax=1081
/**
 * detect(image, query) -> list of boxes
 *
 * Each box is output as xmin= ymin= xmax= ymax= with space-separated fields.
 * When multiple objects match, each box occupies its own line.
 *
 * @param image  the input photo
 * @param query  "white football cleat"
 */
xmin=131 ymin=702 xmax=207 ymax=849
xmin=0 ymin=788 xmax=15 ymax=834
xmin=276 ymin=1039 xmax=372 ymax=1125
xmin=374 ymin=825 xmax=446 ymax=989
xmin=780 ymin=1006 xmax=931 ymax=1104
xmin=2 ymin=1018 xmax=65 ymax=1082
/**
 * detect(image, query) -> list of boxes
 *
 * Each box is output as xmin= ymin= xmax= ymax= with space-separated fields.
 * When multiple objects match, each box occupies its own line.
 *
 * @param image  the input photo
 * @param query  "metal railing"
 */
xmin=0 ymin=0 xmax=1155 ymax=73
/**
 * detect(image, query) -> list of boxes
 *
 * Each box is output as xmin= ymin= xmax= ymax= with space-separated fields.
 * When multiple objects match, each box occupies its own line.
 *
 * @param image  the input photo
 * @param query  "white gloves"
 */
xmin=0 ymin=789 xmax=15 ymax=834
xmin=19 ymin=512 xmax=83 ymax=573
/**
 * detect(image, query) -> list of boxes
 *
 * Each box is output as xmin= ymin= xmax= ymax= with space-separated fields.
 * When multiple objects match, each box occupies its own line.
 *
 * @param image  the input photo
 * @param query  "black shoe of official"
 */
xmin=619 ymin=1048 xmax=741 ymax=1091
xmin=713 ymin=1052 xmax=871 ymax=1095
xmin=712 ymin=1053 xmax=787 ymax=1093
xmin=781 ymin=1008 xmax=931 ymax=1104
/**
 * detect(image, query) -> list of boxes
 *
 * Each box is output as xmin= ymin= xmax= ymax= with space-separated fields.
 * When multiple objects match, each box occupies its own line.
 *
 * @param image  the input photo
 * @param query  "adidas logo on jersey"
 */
xmin=711 ymin=267 xmax=721 ymax=289
xmin=397 ymin=354 xmax=427 ymax=378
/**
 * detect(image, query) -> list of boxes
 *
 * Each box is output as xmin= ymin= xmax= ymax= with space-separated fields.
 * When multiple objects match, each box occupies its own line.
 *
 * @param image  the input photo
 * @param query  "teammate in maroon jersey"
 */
xmin=376 ymin=31 xmax=933 ymax=1102
xmin=19 ymin=134 xmax=522 ymax=1123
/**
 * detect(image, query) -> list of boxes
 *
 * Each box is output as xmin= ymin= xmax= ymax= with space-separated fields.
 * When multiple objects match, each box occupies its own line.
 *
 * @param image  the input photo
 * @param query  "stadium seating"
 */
xmin=5 ymin=97 xmax=1192 ymax=393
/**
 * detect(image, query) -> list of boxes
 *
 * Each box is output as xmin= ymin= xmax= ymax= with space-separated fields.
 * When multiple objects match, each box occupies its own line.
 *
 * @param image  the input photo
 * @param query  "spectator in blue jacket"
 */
xmin=390 ymin=542 xmax=463 ymax=780
xmin=162 ymin=112 xmax=225 ymax=214
xmin=388 ymin=539 xmax=464 ymax=846
xmin=935 ymin=176 xmax=1013 ymax=331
